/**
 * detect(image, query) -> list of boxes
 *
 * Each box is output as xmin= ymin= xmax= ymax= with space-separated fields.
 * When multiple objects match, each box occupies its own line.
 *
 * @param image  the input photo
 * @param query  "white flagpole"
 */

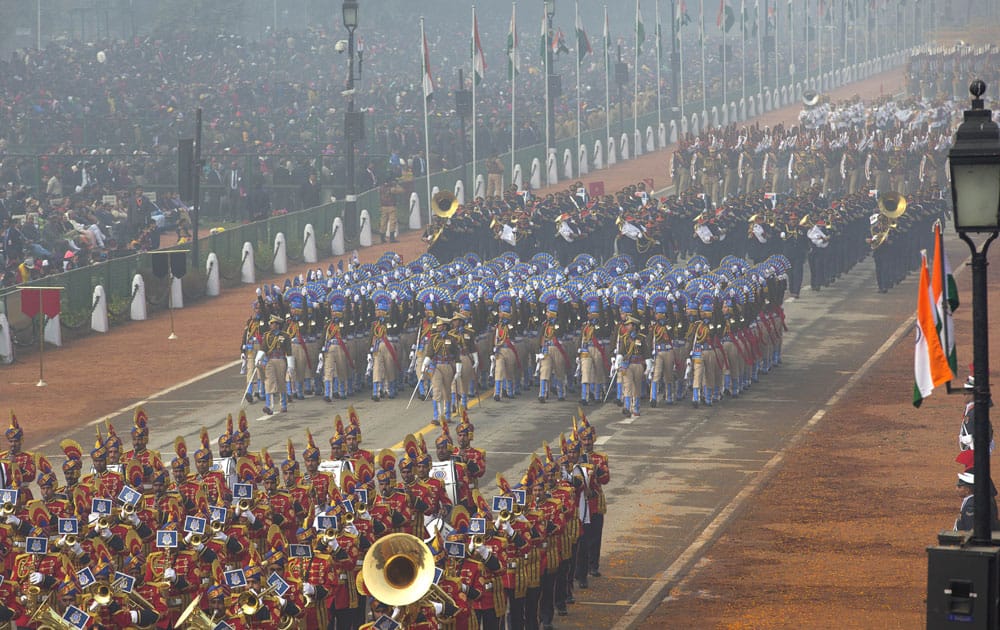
xmin=472 ymin=6 xmax=478 ymax=199
xmin=723 ymin=0 xmax=728 ymax=112
xmin=421 ymin=17 xmax=432 ymax=222
xmin=700 ymin=0 xmax=707 ymax=115
xmin=740 ymin=0 xmax=746 ymax=108
xmin=679 ymin=1 xmax=686 ymax=119
xmin=789 ymin=0 xmax=794 ymax=84
xmin=511 ymin=2 xmax=517 ymax=181
xmin=634 ymin=0 xmax=640 ymax=142
xmin=576 ymin=0 xmax=582 ymax=173
xmin=544 ymin=11 xmax=551 ymax=161
xmin=774 ymin=0 xmax=779 ymax=91
xmin=655 ymin=0 xmax=663 ymax=139
xmin=756 ymin=0 xmax=763 ymax=97
xmin=604 ymin=4 xmax=611 ymax=153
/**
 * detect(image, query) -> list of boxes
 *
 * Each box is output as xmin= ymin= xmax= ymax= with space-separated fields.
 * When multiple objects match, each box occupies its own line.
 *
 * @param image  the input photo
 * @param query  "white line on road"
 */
xmin=611 ymin=296 xmax=919 ymax=630
xmin=594 ymin=435 xmax=612 ymax=445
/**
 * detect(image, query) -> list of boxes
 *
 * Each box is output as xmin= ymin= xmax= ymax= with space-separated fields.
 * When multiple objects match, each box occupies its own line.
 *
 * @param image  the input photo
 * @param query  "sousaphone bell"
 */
xmin=432 ymin=190 xmax=460 ymax=219
xmin=802 ymin=89 xmax=820 ymax=107
xmin=878 ymin=191 xmax=907 ymax=219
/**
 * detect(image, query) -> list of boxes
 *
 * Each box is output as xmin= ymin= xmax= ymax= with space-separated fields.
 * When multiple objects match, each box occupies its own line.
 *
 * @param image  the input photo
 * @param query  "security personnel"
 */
xmin=613 ymin=297 xmax=646 ymax=418
xmin=423 ymin=315 xmax=461 ymax=426
xmin=648 ymin=292 xmax=678 ymax=406
xmin=257 ymin=313 xmax=293 ymax=415
xmin=492 ymin=292 xmax=521 ymax=401
xmin=369 ymin=290 xmax=401 ymax=402
xmin=321 ymin=291 xmax=353 ymax=402
xmin=82 ymin=430 xmax=124 ymax=500
xmin=242 ymin=299 xmax=267 ymax=403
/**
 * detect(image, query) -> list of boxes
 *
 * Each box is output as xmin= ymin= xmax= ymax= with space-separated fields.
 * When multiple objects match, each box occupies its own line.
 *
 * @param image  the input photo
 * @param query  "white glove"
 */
xmin=240 ymin=354 xmax=248 ymax=375
xmin=241 ymin=510 xmax=257 ymax=525
xmin=489 ymin=354 xmax=496 ymax=377
xmin=163 ymin=567 xmax=177 ymax=582
xmin=644 ymin=358 xmax=654 ymax=379
xmin=472 ymin=353 xmax=479 ymax=371
xmin=277 ymin=596 xmax=287 ymax=608
xmin=255 ymin=350 xmax=266 ymax=365
xmin=344 ymin=524 xmax=359 ymax=537
xmin=503 ymin=522 xmax=515 ymax=537
xmin=213 ymin=531 xmax=229 ymax=542
xmin=99 ymin=527 xmax=113 ymax=539
xmin=366 ymin=354 xmax=374 ymax=376
xmin=29 ymin=572 xmax=44 ymax=585
xmin=128 ymin=512 xmax=141 ymax=527
xmin=6 ymin=514 xmax=20 ymax=526
xmin=316 ymin=354 xmax=324 ymax=375
xmin=303 ymin=582 xmax=316 ymax=596
xmin=130 ymin=611 xmax=140 ymax=624
xmin=286 ymin=355 xmax=296 ymax=374
xmin=454 ymin=361 xmax=463 ymax=381
xmin=432 ymin=601 xmax=444 ymax=616
xmin=71 ymin=542 xmax=84 ymax=555
xmin=89 ymin=599 xmax=101 ymax=612
xmin=475 ymin=544 xmax=491 ymax=561
xmin=326 ymin=536 xmax=340 ymax=551
xmin=421 ymin=356 xmax=431 ymax=374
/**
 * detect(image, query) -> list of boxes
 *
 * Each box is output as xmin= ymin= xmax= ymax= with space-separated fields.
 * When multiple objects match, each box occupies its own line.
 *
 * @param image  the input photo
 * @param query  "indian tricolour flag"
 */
xmin=931 ymin=221 xmax=959 ymax=374
xmin=914 ymin=250 xmax=955 ymax=407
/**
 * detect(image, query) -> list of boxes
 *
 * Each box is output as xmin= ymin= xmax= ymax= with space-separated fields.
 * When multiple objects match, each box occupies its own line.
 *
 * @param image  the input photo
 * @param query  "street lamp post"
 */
xmin=343 ymin=0 xmax=359 ymax=241
xmin=544 ymin=0 xmax=558 ymax=157
xmin=950 ymin=79 xmax=1000 ymax=545
xmin=927 ymin=79 xmax=1000 ymax=629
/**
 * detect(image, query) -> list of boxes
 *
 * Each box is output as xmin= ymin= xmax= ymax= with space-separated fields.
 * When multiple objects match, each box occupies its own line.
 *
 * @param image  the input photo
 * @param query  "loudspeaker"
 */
xmin=345 ymin=111 xmax=366 ymax=141
xmin=455 ymin=90 xmax=472 ymax=118
xmin=927 ymin=544 xmax=1000 ymax=629
xmin=177 ymin=138 xmax=194 ymax=204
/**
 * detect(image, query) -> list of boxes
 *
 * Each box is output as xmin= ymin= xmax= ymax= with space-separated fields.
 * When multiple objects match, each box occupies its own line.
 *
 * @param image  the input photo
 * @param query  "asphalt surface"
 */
xmin=24 ymin=232 xmax=968 ymax=629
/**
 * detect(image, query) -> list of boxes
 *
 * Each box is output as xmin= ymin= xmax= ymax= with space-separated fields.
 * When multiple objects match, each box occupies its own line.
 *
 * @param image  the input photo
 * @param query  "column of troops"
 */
xmin=906 ymin=44 xmax=1000 ymax=102
xmin=0 ymin=403 xmax=610 ymax=630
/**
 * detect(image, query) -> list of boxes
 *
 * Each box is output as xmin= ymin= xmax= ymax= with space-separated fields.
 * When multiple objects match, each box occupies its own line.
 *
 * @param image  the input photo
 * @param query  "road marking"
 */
xmin=611 ymin=289 xmax=921 ymax=630
xmin=390 ymin=391 xmax=487 ymax=450
xmin=28 ymin=359 xmax=242 ymax=452
xmin=576 ymin=600 xmax=634 ymax=607
xmin=594 ymin=435 xmax=612 ymax=445
xmin=144 ymin=399 xmax=228 ymax=404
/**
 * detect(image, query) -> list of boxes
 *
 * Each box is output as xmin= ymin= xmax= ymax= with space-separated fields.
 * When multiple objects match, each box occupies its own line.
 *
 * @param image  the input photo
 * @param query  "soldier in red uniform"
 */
xmin=25 ymin=456 xmax=72 ymax=535
xmin=13 ymin=526 xmax=73 ymax=600
xmin=345 ymin=406 xmax=375 ymax=468
xmin=577 ymin=413 xmax=610 ymax=581
xmin=170 ymin=437 xmax=205 ymax=518
xmin=144 ymin=525 xmax=203 ymax=627
xmin=370 ymin=450 xmax=412 ymax=538
xmin=454 ymin=412 xmax=486 ymax=489
xmin=122 ymin=407 xmax=163 ymax=474
xmin=436 ymin=419 xmax=475 ymax=512
xmin=400 ymin=435 xmax=435 ymax=534
xmin=257 ymin=462 xmax=297 ymax=543
xmin=281 ymin=440 xmax=312 ymax=536
xmin=59 ymin=439 xmax=93 ymax=521
xmin=303 ymin=429 xmax=339 ymax=511
xmin=104 ymin=419 xmax=125 ymax=466
xmin=82 ymin=430 xmax=124 ymax=500
xmin=193 ymin=427 xmax=232 ymax=507
xmin=415 ymin=439 xmax=452 ymax=520
xmin=2 ymin=412 xmax=37 ymax=500
xmin=144 ymin=468 xmax=183 ymax=530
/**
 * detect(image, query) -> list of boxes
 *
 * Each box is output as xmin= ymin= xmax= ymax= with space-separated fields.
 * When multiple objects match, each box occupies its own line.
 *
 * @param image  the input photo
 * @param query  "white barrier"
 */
xmin=205 ymin=253 xmax=221 ymax=297
xmin=170 ymin=276 xmax=184 ymax=310
xmin=730 ymin=101 xmax=738 ymax=123
xmin=546 ymin=150 xmax=558 ymax=186
xmin=780 ymin=86 xmax=788 ymax=107
xmin=272 ymin=232 xmax=288 ymax=275
xmin=608 ymin=137 xmax=617 ymax=166
xmin=454 ymin=179 xmax=465 ymax=206
xmin=91 ymin=285 xmax=109 ymax=333
xmin=646 ymin=126 xmax=655 ymax=153
xmin=44 ymin=314 xmax=62 ymax=347
xmin=620 ymin=133 xmax=630 ymax=161
xmin=512 ymin=163 xmax=524 ymax=191
xmin=658 ymin=123 xmax=667 ymax=148
xmin=302 ymin=224 xmax=318 ymax=264
xmin=712 ymin=106 xmax=720 ymax=128
xmin=690 ymin=112 xmax=699 ymax=136
xmin=0 ymin=314 xmax=12 ymax=364
xmin=331 ymin=218 xmax=345 ymax=256
xmin=633 ymin=128 xmax=642 ymax=157
xmin=563 ymin=148 xmax=573 ymax=180
xmin=593 ymin=140 xmax=604 ymax=170
xmin=429 ymin=186 xmax=440 ymax=224
xmin=408 ymin=192 xmax=422 ymax=230
xmin=530 ymin=158 xmax=542 ymax=189
xmin=131 ymin=274 xmax=148 ymax=321
xmin=240 ymin=242 xmax=255 ymax=284
xmin=669 ymin=120 xmax=678 ymax=144
xmin=474 ymin=174 xmax=486 ymax=200
xmin=680 ymin=116 xmax=689 ymax=136
xmin=579 ymin=143 xmax=589 ymax=176
xmin=359 ymin=209 xmax=372 ymax=248
xmin=747 ymin=97 xmax=755 ymax=118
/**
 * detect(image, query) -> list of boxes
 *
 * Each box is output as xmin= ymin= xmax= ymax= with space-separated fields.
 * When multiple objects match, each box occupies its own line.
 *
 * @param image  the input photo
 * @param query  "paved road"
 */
xmin=27 ymin=234 xmax=965 ymax=629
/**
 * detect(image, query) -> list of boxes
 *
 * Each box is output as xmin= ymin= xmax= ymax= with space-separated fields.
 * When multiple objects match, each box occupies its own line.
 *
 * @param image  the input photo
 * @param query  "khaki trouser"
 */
xmin=652 ymin=348 xmax=676 ymax=386
xmin=621 ymin=362 xmax=644 ymax=401
xmin=495 ymin=346 xmax=518 ymax=384
xmin=487 ymin=173 xmax=503 ymax=198
xmin=290 ymin=342 xmax=309 ymax=382
xmin=579 ymin=353 xmax=596 ymax=385
xmin=691 ymin=345 xmax=717 ymax=391
xmin=431 ymin=362 xmax=456 ymax=411
xmin=379 ymin=205 xmax=398 ymax=237
xmin=263 ymin=357 xmax=287 ymax=394
xmin=373 ymin=341 xmax=398 ymax=385
xmin=323 ymin=343 xmax=350 ymax=383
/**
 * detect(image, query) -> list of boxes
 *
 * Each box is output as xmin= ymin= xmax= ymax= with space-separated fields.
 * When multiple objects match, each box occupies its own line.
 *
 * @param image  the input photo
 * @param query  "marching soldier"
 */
xmin=242 ymin=298 xmax=267 ymax=403
xmin=285 ymin=291 xmax=316 ymax=400
xmin=577 ymin=413 xmax=609 ymax=580
xmin=2 ymin=413 xmax=37 ymax=499
xmin=321 ymin=291 xmax=354 ymax=402
xmin=613 ymin=295 xmax=646 ymax=418
xmin=122 ymin=407 xmax=163 ymax=474
xmin=648 ymin=292 xmax=679 ymax=406
xmin=423 ymin=315 xmax=462 ymax=426
xmin=82 ymin=430 xmax=125 ymax=500
xmin=257 ymin=313 xmax=293 ymax=415
xmin=369 ymin=290 xmax=401 ymax=402
xmin=193 ymin=427 xmax=232 ymax=507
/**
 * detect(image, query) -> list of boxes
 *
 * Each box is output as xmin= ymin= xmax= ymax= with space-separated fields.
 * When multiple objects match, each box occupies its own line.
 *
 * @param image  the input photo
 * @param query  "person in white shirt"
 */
xmin=806 ymin=218 xmax=830 ymax=290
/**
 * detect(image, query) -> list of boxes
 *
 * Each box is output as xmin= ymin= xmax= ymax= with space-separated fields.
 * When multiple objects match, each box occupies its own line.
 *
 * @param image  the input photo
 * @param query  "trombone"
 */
xmin=237 ymin=582 xmax=281 ymax=617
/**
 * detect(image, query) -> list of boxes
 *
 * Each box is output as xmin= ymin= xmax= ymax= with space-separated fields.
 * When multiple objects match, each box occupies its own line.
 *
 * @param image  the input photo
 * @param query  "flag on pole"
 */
xmin=422 ymin=30 xmax=434 ymax=101
xmin=914 ymin=251 xmax=955 ymax=407
xmin=507 ymin=6 xmax=520 ymax=78
xmin=552 ymin=29 xmax=569 ymax=55
xmin=473 ymin=11 xmax=487 ymax=85
xmin=540 ymin=13 xmax=548 ymax=63
xmin=604 ymin=6 xmax=611 ymax=55
xmin=718 ymin=0 xmax=736 ymax=31
xmin=676 ymin=0 xmax=692 ymax=27
xmin=576 ymin=9 xmax=592 ymax=62
xmin=636 ymin=0 xmax=646 ymax=54
xmin=931 ymin=222 xmax=960 ymax=374
xmin=743 ymin=0 xmax=758 ymax=37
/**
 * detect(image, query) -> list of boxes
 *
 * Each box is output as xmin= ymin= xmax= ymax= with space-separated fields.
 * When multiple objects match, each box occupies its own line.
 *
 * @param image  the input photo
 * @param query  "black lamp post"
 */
xmin=950 ymin=79 xmax=1000 ymax=545
xmin=544 ymin=0 xmax=558 ymax=156
xmin=926 ymin=80 xmax=1000 ymax=630
xmin=343 ymin=0 xmax=359 ymax=241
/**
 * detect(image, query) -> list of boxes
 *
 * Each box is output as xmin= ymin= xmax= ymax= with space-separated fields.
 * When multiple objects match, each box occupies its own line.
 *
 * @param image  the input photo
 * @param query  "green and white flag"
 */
xmin=636 ymin=0 xmax=646 ymax=54
xmin=507 ymin=6 xmax=520 ymax=78
xmin=473 ymin=10 xmax=486 ymax=85
xmin=576 ymin=8 xmax=592 ymax=62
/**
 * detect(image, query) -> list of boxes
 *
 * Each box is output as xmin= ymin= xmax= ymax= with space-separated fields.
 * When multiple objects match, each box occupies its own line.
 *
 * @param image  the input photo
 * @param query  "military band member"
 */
xmin=2 ymin=413 xmax=37 ymax=500
xmin=193 ymin=427 xmax=232 ymax=507
xmin=83 ymin=430 xmax=125 ymax=500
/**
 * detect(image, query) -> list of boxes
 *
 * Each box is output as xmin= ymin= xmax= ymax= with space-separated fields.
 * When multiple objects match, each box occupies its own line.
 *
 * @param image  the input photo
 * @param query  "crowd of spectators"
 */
xmin=0 ymin=0 xmax=889 ymax=288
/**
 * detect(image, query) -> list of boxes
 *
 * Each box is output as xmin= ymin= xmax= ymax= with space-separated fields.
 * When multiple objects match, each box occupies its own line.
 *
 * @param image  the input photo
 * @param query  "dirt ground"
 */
xmin=1 ymin=67 xmax=948 ymax=629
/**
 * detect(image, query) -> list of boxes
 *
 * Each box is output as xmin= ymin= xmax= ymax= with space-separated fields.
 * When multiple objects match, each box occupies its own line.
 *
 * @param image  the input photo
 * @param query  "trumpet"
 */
xmin=469 ymin=534 xmax=485 ymax=550
xmin=92 ymin=515 xmax=113 ymax=530
xmin=237 ymin=583 xmax=280 ymax=617
xmin=93 ymin=581 xmax=114 ymax=606
xmin=121 ymin=502 xmax=136 ymax=517
xmin=344 ymin=511 xmax=356 ymax=525
xmin=1 ymin=501 xmax=15 ymax=515
xmin=210 ymin=520 xmax=225 ymax=533
xmin=356 ymin=500 xmax=368 ymax=515
xmin=188 ymin=533 xmax=205 ymax=547
xmin=498 ymin=509 xmax=512 ymax=522
xmin=237 ymin=498 xmax=254 ymax=512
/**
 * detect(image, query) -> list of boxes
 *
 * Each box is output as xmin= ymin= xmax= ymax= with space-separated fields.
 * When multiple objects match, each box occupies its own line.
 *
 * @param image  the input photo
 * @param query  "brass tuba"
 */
xmin=432 ymin=190 xmax=459 ymax=219
xmin=361 ymin=533 xmax=458 ymax=622
xmin=173 ymin=594 xmax=217 ymax=630
xmin=29 ymin=601 xmax=73 ymax=630
xmin=878 ymin=192 xmax=907 ymax=219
